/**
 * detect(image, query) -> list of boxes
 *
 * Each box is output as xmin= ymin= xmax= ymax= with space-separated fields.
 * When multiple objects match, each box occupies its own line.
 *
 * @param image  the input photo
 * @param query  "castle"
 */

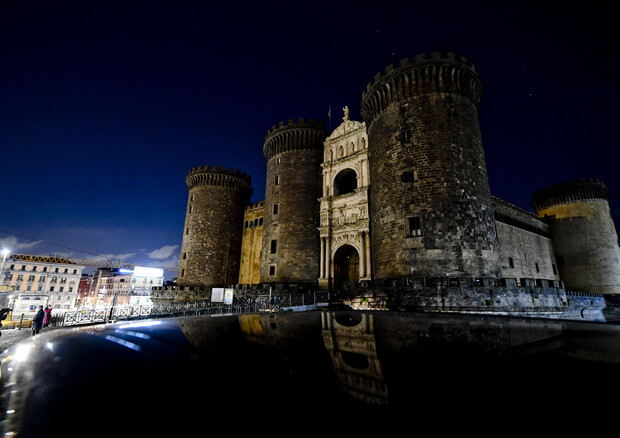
xmin=155 ymin=52 xmax=620 ymax=313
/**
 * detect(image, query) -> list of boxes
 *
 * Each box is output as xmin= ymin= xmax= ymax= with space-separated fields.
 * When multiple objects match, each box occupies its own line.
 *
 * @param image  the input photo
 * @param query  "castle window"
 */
xmin=406 ymin=217 xmax=421 ymax=237
xmin=273 ymin=203 xmax=279 ymax=214
xmin=508 ymin=257 xmax=514 ymax=269
xmin=269 ymin=265 xmax=276 ymax=276
xmin=334 ymin=169 xmax=357 ymax=195
xmin=401 ymin=171 xmax=415 ymax=183
xmin=244 ymin=221 xmax=248 ymax=228
xmin=259 ymin=217 xmax=263 ymax=225
xmin=535 ymin=262 xmax=540 ymax=273
xmin=275 ymin=174 xmax=280 ymax=185
xmin=183 ymin=253 xmax=187 ymax=260
xmin=270 ymin=240 xmax=277 ymax=254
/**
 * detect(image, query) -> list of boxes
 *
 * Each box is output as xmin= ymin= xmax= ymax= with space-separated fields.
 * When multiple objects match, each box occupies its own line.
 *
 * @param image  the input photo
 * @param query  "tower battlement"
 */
xmin=263 ymin=118 xmax=326 ymax=161
xmin=186 ymin=165 xmax=252 ymax=193
xmin=532 ymin=179 xmax=608 ymax=214
xmin=361 ymin=51 xmax=481 ymax=125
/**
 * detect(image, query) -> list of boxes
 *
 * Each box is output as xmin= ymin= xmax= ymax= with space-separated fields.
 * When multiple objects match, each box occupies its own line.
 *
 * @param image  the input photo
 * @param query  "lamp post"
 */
xmin=1 ymin=249 xmax=10 ymax=286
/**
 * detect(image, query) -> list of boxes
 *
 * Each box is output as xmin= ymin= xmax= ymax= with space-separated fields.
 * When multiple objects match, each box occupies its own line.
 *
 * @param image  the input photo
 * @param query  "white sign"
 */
xmin=133 ymin=266 xmax=164 ymax=278
xmin=211 ymin=288 xmax=224 ymax=303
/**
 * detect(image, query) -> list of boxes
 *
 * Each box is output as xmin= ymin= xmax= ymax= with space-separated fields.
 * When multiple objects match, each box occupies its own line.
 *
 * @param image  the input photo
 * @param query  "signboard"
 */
xmin=224 ymin=288 xmax=234 ymax=305
xmin=211 ymin=288 xmax=224 ymax=303
xmin=133 ymin=266 xmax=164 ymax=278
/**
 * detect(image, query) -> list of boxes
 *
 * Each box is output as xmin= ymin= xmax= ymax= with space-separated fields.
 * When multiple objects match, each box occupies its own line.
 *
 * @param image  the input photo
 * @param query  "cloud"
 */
xmin=147 ymin=245 xmax=179 ymax=260
xmin=0 ymin=236 xmax=43 ymax=252
xmin=92 ymin=253 xmax=136 ymax=262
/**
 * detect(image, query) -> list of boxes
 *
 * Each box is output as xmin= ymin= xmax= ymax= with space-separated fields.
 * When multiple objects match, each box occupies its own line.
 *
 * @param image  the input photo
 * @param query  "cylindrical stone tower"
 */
xmin=360 ymin=52 xmax=501 ymax=280
xmin=532 ymin=179 xmax=620 ymax=294
xmin=260 ymin=118 xmax=326 ymax=284
xmin=177 ymin=165 xmax=253 ymax=287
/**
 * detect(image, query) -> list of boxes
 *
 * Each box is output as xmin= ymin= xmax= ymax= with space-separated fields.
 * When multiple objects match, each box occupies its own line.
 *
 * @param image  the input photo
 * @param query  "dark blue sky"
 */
xmin=1 ymin=1 xmax=618 ymax=276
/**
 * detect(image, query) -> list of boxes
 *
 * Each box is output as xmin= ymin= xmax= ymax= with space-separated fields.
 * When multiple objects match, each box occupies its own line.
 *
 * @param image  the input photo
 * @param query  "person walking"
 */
xmin=43 ymin=306 xmax=52 ymax=327
xmin=32 ymin=306 xmax=44 ymax=336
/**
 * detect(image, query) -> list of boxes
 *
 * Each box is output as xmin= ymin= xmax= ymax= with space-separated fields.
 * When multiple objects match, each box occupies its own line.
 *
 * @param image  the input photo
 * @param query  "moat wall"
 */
xmin=151 ymin=277 xmax=609 ymax=321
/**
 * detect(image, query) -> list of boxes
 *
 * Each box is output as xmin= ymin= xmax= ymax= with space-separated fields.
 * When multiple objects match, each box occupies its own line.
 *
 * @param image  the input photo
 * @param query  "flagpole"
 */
xmin=328 ymin=105 xmax=331 ymax=130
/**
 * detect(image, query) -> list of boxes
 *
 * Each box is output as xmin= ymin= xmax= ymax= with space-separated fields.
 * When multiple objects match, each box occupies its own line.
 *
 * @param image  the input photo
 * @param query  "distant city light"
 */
xmin=133 ymin=266 xmax=164 ymax=277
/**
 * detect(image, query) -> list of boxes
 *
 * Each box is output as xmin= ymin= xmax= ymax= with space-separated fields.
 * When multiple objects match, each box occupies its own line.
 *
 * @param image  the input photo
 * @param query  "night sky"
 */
xmin=1 ymin=1 xmax=618 ymax=278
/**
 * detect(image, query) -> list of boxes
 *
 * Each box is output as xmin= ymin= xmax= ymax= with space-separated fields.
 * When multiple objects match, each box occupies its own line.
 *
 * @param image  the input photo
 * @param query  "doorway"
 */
xmin=333 ymin=244 xmax=360 ymax=289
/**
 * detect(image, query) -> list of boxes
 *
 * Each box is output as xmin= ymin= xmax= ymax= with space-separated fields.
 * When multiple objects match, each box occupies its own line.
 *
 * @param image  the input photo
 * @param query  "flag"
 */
xmin=328 ymin=106 xmax=331 ymax=119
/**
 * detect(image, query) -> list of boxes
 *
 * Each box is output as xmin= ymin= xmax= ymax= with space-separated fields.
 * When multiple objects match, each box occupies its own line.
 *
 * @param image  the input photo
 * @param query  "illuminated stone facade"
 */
xmin=318 ymin=111 xmax=371 ymax=288
xmin=168 ymin=51 xmax=620 ymax=299
xmin=532 ymin=179 xmax=620 ymax=294
xmin=1 ymin=254 xmax=85 ymax=312
xmin=177 ymin=165 xmax=252 ymax=287
xmin=238 ymin=201 xmax=264 ymax=286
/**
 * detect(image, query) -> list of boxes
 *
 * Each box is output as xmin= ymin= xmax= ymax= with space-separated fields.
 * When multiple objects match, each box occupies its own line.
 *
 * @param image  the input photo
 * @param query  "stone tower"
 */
xmin=360 ymin=52 xmax=501 ymax=280
xmin=177 ymin=165 xmax=253 ymax=287
xmin=532 ymin=179 xmax=620 ymax=294
xmin=260 ymin=118 xmax=326 ymax=284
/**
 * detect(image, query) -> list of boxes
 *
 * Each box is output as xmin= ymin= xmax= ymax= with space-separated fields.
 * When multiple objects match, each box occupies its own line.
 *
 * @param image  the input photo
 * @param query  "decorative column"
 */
xmin=319 ymin=237 xmax=325 ymax=279
xmin=359 ymin=232 xmax=366 ymax=278
xmin=364 ymin=230 xmax=372 ymax=279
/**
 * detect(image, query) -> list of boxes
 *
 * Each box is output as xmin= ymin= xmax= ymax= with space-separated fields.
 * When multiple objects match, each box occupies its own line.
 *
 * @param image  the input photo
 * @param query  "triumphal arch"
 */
xmin=318 ymin=107 xmax=372 ymax=289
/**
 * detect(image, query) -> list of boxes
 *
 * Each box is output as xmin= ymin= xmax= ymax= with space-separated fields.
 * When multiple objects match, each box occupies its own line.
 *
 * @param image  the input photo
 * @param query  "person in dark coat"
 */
xmin=32 ymin=306 xmax=44 ymax=336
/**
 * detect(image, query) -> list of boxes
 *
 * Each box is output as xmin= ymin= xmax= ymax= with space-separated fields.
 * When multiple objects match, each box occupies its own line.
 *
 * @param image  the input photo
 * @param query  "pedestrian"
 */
xmin=0 ymin=308 xmax=11 ymax=338
xmin=32 ymin=306 xmax=44 ymax=336
xmin=43 ymin=306 xmax=52 ymax=327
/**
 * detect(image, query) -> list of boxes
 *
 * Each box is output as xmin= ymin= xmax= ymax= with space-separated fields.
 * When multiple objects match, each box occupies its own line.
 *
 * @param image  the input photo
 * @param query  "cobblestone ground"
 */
xmin=0 ymin=327 xmax=43 ymax=352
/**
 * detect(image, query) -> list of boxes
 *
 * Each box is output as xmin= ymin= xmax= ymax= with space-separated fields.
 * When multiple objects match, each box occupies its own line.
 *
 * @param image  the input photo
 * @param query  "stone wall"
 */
xmin=532 ymin=179 xmax=620 ymax=294
xmin=360 ymin=52 xmax=501 ymax=280
xmin=260 ymin=119 xmax=326 ymax=284
xmin=238 ymin=201 xmax=264 ymax=286
xmin=340 ymin=277 xmax=607 ymax=321
xmin=177 ymin=165 xmax=252 ymax=288
xmin=493 ymin=197 xmax=559 ymax=281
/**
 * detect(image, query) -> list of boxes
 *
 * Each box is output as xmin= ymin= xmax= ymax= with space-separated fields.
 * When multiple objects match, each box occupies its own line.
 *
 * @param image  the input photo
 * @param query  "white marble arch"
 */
xmin=318 ymin=112 xmax=372 ymax=289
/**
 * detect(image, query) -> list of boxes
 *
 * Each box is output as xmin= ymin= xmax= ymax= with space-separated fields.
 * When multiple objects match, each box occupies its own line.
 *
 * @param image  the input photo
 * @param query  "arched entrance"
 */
xmin=333 ymin=244 xmax=360 ymax=289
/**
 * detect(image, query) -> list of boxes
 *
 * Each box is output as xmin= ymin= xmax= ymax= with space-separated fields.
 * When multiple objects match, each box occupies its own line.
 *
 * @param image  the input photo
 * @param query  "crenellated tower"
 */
xmin=178 ymin=165 xmax=253 ymax=287
xmin=360 ymin=51 xmax=501 ymax=280
xmin=260 ymin=118 xmax=326 ymax=284
xmin=532 ymin=179 xmax=620 ymax=294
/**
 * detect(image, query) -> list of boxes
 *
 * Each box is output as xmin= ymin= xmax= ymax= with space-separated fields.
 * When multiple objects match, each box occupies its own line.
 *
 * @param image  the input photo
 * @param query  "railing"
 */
xmin=50 ymin=291 xmax=331 ymax=327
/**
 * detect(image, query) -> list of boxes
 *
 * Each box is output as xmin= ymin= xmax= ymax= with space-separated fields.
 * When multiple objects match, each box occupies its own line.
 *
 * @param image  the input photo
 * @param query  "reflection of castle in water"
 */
xmin=321 ymin=312 xmax=388 ymax=405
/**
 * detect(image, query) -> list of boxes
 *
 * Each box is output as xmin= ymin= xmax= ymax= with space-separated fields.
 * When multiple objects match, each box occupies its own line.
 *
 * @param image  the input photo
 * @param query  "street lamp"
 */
xmin=1 ymin=248 xmax=10 ymax=286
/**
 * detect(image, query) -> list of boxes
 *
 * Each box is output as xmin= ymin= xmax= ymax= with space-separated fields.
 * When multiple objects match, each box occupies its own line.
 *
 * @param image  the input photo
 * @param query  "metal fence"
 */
xmin=50 ymin=291 xmax=331 ymax=327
